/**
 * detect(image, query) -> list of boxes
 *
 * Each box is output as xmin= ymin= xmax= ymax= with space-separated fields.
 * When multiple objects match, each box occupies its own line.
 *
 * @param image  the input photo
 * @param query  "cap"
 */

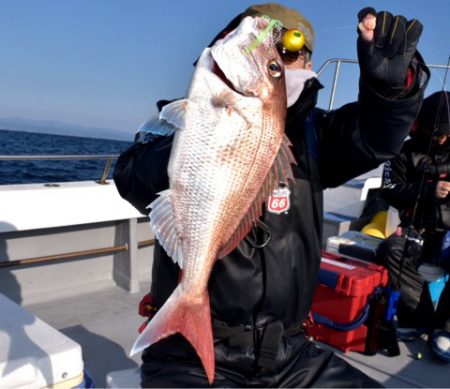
xmin=418 ymin=91 xmax=450 ymax=135
xmin=241 ymin=3 xmax=315 ymax=52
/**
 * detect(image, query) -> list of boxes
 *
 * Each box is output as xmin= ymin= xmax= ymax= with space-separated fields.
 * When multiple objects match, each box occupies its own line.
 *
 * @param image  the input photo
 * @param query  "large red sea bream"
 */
xmin=130 ymin=15 xmax=296 ymax=384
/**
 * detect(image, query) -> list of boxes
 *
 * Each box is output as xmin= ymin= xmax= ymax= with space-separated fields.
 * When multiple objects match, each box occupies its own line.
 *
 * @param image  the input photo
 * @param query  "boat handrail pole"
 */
xmin=99 ymin=157 xmax=114 ymax=185
xmin=0 ymin=239 xmax=155 ymax=269
xmin=329 ymin=60 xmax=342 ymax=112
xmin=0 ymin=154 xmax=119 ymax=160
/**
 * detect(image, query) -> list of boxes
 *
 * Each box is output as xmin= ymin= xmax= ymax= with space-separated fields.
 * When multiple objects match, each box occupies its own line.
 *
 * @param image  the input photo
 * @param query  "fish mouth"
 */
xmin=210 ymin=58 xmax=244 ymax=96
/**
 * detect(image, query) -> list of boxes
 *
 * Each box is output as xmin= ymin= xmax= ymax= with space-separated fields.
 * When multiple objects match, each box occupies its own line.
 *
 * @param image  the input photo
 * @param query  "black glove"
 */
xmin=357 ymin=8 xmax=423 ymax=97
xmin=417 ymin=162 xmax=450 ymax=178
xmin=417 ymin=161 xmax=438 ymax=177
xmin=437 ymin=162 xmax=450 ymax=178
xmin=417 ymin=159 xmax=450 ymax=178
xmin=416 ymin=155 xmax=436 ymax=176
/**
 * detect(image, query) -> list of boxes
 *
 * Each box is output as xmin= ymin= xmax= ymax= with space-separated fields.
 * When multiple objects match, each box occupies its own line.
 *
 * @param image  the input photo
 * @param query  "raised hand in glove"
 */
xmin=357 ymin=8 xmax=423 ymax=97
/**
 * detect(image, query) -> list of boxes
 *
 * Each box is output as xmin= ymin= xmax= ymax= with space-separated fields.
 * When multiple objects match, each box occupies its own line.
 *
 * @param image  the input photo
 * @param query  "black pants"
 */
xmin=140 ymin=333 xmax=382 ymax=388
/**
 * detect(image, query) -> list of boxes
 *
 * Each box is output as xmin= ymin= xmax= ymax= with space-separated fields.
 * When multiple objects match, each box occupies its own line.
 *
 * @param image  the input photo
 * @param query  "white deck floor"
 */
xmin=25 ymin=282 xmax=143 ymax=387
xmin=24 ymin=282 xmax=450 ymax=388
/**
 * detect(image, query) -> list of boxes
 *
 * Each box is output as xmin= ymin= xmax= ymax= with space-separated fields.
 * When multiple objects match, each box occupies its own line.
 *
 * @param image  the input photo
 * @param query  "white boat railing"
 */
xmin=316 ymin=59 xmax=450 ymax=111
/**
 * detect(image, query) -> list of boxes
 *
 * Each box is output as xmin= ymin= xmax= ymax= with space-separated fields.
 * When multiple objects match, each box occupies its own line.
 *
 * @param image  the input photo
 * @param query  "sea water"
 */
xmin=0 ymin=129 xmax=133 ymax=184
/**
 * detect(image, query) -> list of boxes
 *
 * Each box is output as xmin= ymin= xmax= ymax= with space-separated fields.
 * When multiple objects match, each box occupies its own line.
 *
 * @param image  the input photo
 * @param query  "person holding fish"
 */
xmin=114 ymin=3 xmax=429 ymax=387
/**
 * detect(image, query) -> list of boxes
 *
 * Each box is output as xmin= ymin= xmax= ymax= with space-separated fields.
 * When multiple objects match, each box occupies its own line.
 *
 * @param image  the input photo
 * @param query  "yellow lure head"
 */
xmin=281 ymin=29 xmax=305 ymax=52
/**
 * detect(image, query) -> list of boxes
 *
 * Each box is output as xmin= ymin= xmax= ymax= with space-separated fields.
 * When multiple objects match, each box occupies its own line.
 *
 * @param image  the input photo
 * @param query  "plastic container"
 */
xmin=326 ymin=230 xmax=384 ymax=263
xmin=308 ymin=252 xmax=388 ymax=352
xmin=0 ymin=293 xmax=84 ymax=388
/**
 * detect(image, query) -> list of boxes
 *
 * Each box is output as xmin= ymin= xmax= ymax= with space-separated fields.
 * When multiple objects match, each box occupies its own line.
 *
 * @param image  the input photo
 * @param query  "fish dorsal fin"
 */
xmin=148 ymin=190 xmax=185 ymax=268
xmin=160 ymin=99 xmax=188 ymax=130
xmin=276 ymin=134 xmax=296 ymax=185
xmin=217 ymin=135 xmax=296 ymax=258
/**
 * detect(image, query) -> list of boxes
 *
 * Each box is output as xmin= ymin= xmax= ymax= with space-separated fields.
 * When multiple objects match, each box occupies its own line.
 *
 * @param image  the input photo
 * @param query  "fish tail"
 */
xmin=130 ymin=285 xmax=215 ymax=384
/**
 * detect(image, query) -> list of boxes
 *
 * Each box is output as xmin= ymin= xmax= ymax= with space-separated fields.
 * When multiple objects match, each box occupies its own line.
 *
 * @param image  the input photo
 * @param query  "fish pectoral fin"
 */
xmin=210 ymin=90 xmax=236 ymax=109
xmin=130 ymin=287 xmax=215 ymax=385
xmin=149 ymin=190 xmax=184 ymax=268
xmin=211 ymin=91 xmax=256 ymax=122
xmin=160 ymin=99 xmax=188 ymax=130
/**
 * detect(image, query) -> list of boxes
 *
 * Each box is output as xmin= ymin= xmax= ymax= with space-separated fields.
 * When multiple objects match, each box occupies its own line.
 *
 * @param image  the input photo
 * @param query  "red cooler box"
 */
xmin=308 ymin=252 xmax=388 ymax=353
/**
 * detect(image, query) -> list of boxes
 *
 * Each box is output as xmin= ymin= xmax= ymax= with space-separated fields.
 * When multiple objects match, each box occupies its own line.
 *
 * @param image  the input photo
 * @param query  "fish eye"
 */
xmin=268 ymin=60 xmax=283 ymax=78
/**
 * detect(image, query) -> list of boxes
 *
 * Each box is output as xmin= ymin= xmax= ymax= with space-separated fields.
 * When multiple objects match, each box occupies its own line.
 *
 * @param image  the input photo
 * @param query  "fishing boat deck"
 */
xmin=23 ymin=280 xmax=450 ymax=388
xmin=2 ymin=169 xmax=449 ymax=387
xmin=24 ymin=281 xmax=144 ymax=387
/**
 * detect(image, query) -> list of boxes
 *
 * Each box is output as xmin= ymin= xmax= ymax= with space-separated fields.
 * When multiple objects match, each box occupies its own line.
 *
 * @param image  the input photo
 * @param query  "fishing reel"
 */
xmin=404 ymin=227 xmax=424 ymax=262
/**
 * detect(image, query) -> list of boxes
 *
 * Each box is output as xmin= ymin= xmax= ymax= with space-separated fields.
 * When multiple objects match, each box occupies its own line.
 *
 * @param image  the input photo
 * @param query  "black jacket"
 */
xmin=380 ymin=132 xmax=450 ymax=231
xmin=114 ymin=57 xmax=429 ymax=366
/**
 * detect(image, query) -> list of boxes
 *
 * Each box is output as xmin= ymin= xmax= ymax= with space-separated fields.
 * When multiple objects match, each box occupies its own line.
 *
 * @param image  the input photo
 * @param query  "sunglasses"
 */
xmin=277 ymin=45 xmax=310 ymax=62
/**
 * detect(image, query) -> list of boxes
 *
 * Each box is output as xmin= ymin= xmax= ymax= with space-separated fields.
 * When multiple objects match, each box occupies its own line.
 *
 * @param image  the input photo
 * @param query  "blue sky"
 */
xmin=0 ymin=0 xmax=449 ymax=135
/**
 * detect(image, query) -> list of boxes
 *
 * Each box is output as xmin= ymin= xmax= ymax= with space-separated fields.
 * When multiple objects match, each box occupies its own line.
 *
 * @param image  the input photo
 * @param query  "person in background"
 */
xmin=378 ymin=91 xmax=450 ymax=363
xmin=114 ymin=3 xmax=429 ymax=387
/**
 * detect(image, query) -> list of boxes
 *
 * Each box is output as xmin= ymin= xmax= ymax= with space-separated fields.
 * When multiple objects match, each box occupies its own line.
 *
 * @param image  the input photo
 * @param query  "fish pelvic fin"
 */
xmin=130 ymin=286 xmax=215 ymax=384
xmin=160 ymin=99 xmax=188 ymax=130
xmin=137 ymin=116 xmax=177 ymax=138
xmin=149 ymin=189 xmax=184 ymax=268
